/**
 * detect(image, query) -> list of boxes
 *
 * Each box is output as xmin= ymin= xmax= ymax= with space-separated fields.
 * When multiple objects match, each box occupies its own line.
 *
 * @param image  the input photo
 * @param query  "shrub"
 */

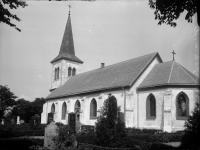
xmin=181 ymin=103 xmax=200 ymax=149
xmin=53 ymin=122 xmax=77 ymax=150
xmin=95 ymin=94 xmax=127 ymax=147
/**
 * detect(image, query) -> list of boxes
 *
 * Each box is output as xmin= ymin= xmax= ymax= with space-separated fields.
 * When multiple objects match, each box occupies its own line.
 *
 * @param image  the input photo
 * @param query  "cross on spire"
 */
xmin=68 ymin=4 xmax=72 ymax=15
xmin=172 ymin=50 xmax=176 ymax=61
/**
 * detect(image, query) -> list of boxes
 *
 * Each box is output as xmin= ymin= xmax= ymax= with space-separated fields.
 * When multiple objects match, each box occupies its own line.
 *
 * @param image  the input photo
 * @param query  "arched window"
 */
xmin=61 ymin=102 xmax=67 ymax=120
xmin=74 ymin=100 xmax=81 ymax=121
xmin=90 ymin=98 xmax=97 ymax=119
xmin=146 ymin=94 xmax=156 ymax=119
xmin=176 ymin=92 xmax=189 ymax=120
xmin=68 ymin=67 xmax=72 ymax=77
xmin=72 ymin=68 xmax=76 ymax=76
xmin=57 ymin=67 xmax=59 ymax=80
xmin=54 ymin=67 xmax=59 ymax=80
xmin=51 ymin=103 xmax=55 ymax=113
xmin=54 ymin=68 xmax=57 ymax=80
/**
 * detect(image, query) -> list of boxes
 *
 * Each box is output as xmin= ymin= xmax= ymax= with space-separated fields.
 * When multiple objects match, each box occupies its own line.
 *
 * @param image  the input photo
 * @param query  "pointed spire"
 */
xmin=59 ymin=13 xmax=75 ymax=55
xmin=51 ymin=10 xmax=83 ymax=64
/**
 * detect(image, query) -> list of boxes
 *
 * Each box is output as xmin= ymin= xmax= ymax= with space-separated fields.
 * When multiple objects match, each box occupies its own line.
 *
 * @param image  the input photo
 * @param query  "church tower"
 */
xmin=50 ymin=10 xmax=83 ymax=92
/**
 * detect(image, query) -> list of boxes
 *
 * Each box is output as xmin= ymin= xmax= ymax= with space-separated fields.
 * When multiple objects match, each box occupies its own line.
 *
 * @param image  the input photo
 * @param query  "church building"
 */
xmin=41 ymin=11 xmax=199 ymax=132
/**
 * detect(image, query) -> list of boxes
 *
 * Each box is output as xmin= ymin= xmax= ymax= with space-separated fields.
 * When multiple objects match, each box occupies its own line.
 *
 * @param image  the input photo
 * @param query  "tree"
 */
xmin=149 ymin=0 xmax=199 ymax=27
xmin=0 ymin=0 xmax=27 ymax=32
xmin=12 ymin=97 xmax=45 ymax=123
xmin=181 ymin=103 xmax=200 ymax=149
xmin=0 ymin=85 xmax=17 ymax=122
xmin=95 ymin=94 xmax=127 ymax=147
xmin=12 ymin=98 xmax=31 ymax=123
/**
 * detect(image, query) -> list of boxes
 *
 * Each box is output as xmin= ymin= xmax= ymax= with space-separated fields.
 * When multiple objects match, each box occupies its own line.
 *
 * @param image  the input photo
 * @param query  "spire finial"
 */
xmin=172 ymin=50 xmax=176 ymax=61
xmin=68 ymin=4 xmax=72 ymax=15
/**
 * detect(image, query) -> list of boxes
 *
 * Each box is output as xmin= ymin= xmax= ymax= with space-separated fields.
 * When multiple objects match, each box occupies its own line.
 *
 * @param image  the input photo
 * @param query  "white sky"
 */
xmin=0 ymin=1 xmax=199 ymax=101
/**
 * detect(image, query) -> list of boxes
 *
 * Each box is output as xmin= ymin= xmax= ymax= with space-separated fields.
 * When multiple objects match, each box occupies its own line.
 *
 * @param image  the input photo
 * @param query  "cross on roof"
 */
xmin=172 ymin=50 xmax=176 ymax=61
xmin=68 ymin=4 xmax=72 ymax=15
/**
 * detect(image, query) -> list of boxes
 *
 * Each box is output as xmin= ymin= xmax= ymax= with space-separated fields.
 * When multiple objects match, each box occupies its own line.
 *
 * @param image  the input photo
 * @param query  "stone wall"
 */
xmin=50 ymin=60 xmax=81 ymax=91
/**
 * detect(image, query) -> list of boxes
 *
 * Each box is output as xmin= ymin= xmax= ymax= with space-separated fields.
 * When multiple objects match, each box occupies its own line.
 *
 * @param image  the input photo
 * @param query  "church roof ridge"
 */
xmin=46 ymin=52 xmax=160 ymax=100
xmin=73 ymin=52 xmax=160 ymax=77
xmin=51 ymin=13 xmax=83 ymax=64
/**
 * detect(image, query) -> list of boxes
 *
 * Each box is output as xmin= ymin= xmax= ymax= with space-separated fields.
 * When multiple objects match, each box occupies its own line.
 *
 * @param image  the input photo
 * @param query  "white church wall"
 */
xmin=128 ymin=57 xmax=160 ymax=128
xmin=41 ymin=89 xmax=126 ymax=126
xmin=136 ymin=87 xmax=199 ymax=132
xmin=138 ymin=89 xmax=164 ymax=130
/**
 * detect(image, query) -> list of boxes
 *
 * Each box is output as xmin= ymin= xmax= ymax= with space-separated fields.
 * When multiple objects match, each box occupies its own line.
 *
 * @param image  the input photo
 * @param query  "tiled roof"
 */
xmin=51 ymin=14 xmax=83 ymax=64
xmin=138 ymin=61 xmax=199 ymax=89
xmin=46 ymin=52 xmax=160 ymax=100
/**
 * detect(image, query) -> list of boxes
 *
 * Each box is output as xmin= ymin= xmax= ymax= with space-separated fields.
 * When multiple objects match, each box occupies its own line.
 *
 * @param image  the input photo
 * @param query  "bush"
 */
xmin=0 ymin=124 xmax=45 ymax=138
xmin=77 ymin=132 xmax=97 ymax=145
xmin=180 ymin=103 xmax=200 ymax=149
xmin=78 ymin=143 xmax=140 ymax=150
xmin=126 ymin=128 xmax=161 ymax=134
xmin=149 ymin=142 xmax=177 ymax=150
xmin=95 ymin=94 xmax=127 ymax=147
xmin=53 ymin=122 xmax=77 ymax=150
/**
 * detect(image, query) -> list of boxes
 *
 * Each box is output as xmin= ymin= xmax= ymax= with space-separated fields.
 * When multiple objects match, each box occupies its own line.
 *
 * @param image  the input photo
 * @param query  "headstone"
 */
xmin=17 ymin=116 xmax=20 ymax=124
xmin=1 ymin=119 xmax=4 ymax=125
xmin=44 ymin=121 xmax=58 ymax=150
xmin=10 ymin=118 xmax=15 ymax=124
xmin=47 ymin=113 xmax=54 ymax=124
xmin=68 ymin=113 xmax=76 ymax=133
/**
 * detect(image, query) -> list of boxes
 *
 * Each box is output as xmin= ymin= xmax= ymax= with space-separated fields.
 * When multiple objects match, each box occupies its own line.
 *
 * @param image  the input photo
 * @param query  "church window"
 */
xmin=74 ymin=100 xmax=81 ymax=121
xmin=176 ymin=92 xmax=189 ymax=120
xmin=57 ymin=67 xmax=59 ymax=80
xmin=72 ymin=68 xmax=76 ymax=76
xmin=51 ymin=103 xmax=55 ymax=113
xmin=54 ymin=67 xmax=59 ymax=80
xmin=146 ymin=94 xmax=156 ymax=119
xmin=61 ymin=102 xmax=67 ymax=120
xmin=54 ymin=68 xmax=57 ymax=80
xmin=68 ymin=67 xmax=72 ymax=77
xmin=90 ymin=98 xmax=97 ymax=119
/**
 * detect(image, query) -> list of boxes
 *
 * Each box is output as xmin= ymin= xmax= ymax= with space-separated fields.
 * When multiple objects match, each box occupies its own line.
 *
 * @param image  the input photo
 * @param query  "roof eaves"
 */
xmin=46 ymin=85 xmax=131 ymax=100
xmin=137 ymin=83 xmax=200 ymax=91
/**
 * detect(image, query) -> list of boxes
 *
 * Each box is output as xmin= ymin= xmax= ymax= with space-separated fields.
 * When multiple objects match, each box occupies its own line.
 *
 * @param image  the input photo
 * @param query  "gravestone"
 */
xmin=17 ymin=116 xmax=20 ymax=124
xmin=68 ymin=113 xmax=76 ymax=133
xmin=44 ymin=121 xmax=58 ymax=150
xmin=47 ymin=113 xmax=54 ymax=124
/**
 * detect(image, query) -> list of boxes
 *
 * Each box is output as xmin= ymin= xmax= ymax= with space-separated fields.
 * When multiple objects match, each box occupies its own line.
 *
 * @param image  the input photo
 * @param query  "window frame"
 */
xmin=90 ymin=98 xmax=97 ymax=119
xmin=176 ymin=92 xmax=189 ymax=120
xmin=68 ymin=67 xmax=72 ymax=77
xmin=51 ymin=103 xmax=55 ymax=113
xmin=146 ymin=94 xmax=156 ymax=120
xmin=72 ymin=68 xmax=76 ymax=76
xmin=61 ymin=102 xmax=67 ymax=120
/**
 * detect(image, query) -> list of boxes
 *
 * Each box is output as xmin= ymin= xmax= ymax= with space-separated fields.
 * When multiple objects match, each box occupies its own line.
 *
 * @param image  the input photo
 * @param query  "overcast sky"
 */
xmin=0 ymin=1 xmax=198 ymax=101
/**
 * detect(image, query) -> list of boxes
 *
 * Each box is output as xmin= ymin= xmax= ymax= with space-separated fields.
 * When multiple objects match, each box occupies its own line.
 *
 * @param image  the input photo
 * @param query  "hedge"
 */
xmin=0 ymin=124 xmax=46 ymax=138
xmin=128 ymin=132 xmax=184 ymax=143
xmin=0 ymin=138 xmax=43 ymax=150
xmin=78 ymin=143 xmax=141 ymax=150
